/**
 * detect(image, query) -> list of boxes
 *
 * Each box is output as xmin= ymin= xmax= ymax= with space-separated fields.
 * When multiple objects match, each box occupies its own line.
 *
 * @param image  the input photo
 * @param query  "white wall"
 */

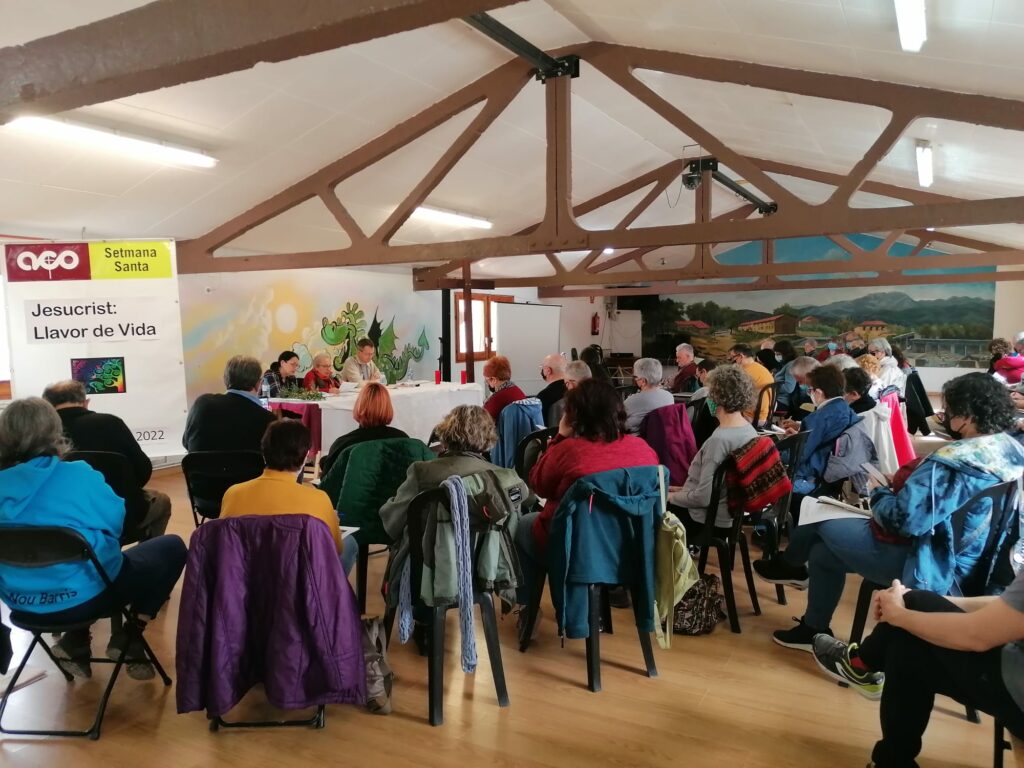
xmin=995 ymin=271 xmax=1024 ymax=341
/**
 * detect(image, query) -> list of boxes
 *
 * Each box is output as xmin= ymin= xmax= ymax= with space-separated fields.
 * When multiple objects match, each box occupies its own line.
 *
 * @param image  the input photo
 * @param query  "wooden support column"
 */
xmin=462 ymin=263 xmax=475 ymax=384
xmin=695 ymin=166 xmax=713 ymax=271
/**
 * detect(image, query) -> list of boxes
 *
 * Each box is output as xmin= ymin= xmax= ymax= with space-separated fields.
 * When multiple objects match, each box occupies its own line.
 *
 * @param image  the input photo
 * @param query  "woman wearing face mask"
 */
xmin=755 ymin=372 xmax=1024 ymax=651
xmin=481 ymin=354 xmax=526 ymax=422
xmin=772 ymin=340 xmax=799 ymax=410
xmin=867 ymin=337 xmax=906 ymax=393
xmin=816 ymin=339 xmax=841 ymax=363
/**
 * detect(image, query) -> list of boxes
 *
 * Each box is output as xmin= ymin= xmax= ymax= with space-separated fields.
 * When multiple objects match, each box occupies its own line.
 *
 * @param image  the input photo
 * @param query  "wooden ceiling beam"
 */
xmin=0 ymin=0 xmax=525 ymax=123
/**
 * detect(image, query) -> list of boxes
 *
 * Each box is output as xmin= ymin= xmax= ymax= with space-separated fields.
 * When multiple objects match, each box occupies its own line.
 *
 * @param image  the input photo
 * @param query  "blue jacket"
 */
xmin=794 ymin=398 xmax=861 ymax=493
xmin=0 ymin=456 xmax=125 ymax=613
xmin=547 ymin=467 xmax=662 ymax=639
xmin=774 ymin=361 xmax=797 ymax=409
xmin=492 ymin=398 xmax=544 ymax=469
xmin=870 ymin=433 xmax=1024 ymax=594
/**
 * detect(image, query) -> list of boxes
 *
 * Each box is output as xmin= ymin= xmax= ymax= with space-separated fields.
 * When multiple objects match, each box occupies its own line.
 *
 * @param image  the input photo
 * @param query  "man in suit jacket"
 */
xmin=43 ymin=380 xmax=172 ymax=542
xmin=183 ymin=355 xmax=276 ymax=453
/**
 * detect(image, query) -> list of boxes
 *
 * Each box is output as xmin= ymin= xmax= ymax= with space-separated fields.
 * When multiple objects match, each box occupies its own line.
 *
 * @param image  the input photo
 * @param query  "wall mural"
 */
xmin=634 ymin=234 xmax=995 ymax=368
xmin=179 ymin=269 xmax=439 ymax=401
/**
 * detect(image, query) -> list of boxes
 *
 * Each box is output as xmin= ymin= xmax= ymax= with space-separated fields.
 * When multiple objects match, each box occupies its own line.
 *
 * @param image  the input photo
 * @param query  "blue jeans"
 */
xmin=514 ymin=511 xmax=544 ymax=606
xmin=340 ymin=538 xmax=358 ymax=575
xmin=783 ymin=519 xmax=909 ymax=630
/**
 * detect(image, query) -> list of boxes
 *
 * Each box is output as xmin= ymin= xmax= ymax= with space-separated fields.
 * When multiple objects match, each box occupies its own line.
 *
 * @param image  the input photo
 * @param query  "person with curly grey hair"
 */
xmin=623 ymin=357 xmax=673 ymax=433
xmin=668 ymin=365 xmax=757 ymax=536
xmin=0 ymin=398 xmax=186 ymax=681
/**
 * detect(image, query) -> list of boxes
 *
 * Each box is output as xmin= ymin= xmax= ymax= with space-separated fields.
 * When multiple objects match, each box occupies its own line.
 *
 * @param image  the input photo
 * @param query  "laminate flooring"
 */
xmin=0 ymin=468 xmax=997 ymax=767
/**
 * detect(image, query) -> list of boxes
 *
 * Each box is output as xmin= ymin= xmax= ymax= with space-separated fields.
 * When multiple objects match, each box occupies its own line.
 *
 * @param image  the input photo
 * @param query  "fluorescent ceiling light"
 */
xmin=894 ymin=0 xmax=927 ymax=52
xmin=915 ymin=140 xmax=933 ymax=188
xmin=5 ymin=116 xmax=217 ymax=168
xmin=411 ymin=206 xmax=492 ymax=230
xmin=603 ymin=247 xmax=614 ymax=255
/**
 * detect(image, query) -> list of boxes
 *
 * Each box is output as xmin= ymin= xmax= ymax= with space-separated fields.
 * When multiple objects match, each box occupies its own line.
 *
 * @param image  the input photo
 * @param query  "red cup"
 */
xmin=434 ymin=370 xmax=442 ymax=385
xmin=460 ymin=370 xmax=468 ymax=384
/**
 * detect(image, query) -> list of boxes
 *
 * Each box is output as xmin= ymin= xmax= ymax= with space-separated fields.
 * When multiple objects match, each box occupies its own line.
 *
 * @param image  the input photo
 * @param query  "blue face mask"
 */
xmin=799 ymin=384 xmax=810 ymax=395
xmin=827 ymin=342 xmax=838 ymax=352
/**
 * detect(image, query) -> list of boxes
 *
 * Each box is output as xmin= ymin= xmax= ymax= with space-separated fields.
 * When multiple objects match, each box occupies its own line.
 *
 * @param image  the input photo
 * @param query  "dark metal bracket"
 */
xmin=464 ymin=13 xmax=580 ymax=81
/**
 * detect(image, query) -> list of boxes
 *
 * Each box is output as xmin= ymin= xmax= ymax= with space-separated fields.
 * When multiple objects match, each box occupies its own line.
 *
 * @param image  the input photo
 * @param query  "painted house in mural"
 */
xmin=736 ymin=314 xmax=799 ymax=335
xmin=855 ymin=319 xmax=889 ymax=336
xmin=798 ymin=315 xmax=819 ymax=329
xmin=677 ymin=319 xmax=712 ymax=332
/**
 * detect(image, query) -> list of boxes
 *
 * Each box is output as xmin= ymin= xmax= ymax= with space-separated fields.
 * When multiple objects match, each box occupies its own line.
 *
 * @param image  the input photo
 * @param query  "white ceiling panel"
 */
xmin=220 ymin=197 xmax=350 ymax=255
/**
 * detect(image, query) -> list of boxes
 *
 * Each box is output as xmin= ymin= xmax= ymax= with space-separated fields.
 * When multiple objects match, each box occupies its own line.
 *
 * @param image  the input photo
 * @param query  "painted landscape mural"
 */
xmin=630 ymin=235 xmax=996 ymax=368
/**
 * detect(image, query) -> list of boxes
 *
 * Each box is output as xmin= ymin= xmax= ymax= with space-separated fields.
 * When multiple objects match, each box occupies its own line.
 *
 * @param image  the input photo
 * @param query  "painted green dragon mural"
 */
xmin=318 ymin=302 xmax=430 ymax=383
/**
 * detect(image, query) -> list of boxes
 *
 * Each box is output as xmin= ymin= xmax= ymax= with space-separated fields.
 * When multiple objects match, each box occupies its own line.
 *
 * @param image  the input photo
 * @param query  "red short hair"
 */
xmin=483 ymin=355 xmax=511 ymax=381
xmin=352 ymin=383 xmax=393 ymax=428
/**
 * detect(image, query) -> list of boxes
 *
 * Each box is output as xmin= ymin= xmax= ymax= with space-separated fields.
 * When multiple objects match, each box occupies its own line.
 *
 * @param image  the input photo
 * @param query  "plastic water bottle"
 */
xmin=260 ymin=380 xmax=271 ymax=410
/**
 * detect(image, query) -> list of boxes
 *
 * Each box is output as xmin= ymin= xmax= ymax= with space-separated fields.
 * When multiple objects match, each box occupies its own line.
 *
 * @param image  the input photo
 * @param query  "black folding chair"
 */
xmin=759 ymin=430 xmax=809 ymax=605
xmin=383 ymin=487 xmax=509 ymax=726
xmin=514 ymin=426 xmax=557 ymax=484
xmin=0 ymin=526 xmax=171 ymax=740
xmin=752 ymin=382 xmax=781 ymax=431
xmin=66 ymin=451 xmax=141 ymax=545
xmin=181 ymin=450 xmax=265 ymax=527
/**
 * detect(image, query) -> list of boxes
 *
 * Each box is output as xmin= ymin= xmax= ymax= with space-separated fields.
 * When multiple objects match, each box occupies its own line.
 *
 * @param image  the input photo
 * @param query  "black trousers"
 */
xmin=858 ymin=590 xmax=1024 ymax=768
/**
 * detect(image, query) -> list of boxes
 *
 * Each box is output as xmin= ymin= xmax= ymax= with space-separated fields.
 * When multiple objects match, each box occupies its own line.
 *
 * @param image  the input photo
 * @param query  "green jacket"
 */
xmin=319 ymin=437 xmax=434 ymax=546
xmin=380 ymin=452 xmax=533 ymax=609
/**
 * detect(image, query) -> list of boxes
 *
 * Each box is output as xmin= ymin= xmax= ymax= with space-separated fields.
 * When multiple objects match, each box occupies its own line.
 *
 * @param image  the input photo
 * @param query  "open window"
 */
xmin=454 ymin=292 xmax=513 ymax=363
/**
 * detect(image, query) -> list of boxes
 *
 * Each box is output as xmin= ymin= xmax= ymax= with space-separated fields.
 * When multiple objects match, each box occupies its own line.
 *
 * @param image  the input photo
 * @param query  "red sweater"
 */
xmin=529 ymin=434 xmax=658 ymax=549
xmin=994 ymin=354 xmax=1024 ymax=384
xmin=483 ymin=384 xmax=526 ymax=421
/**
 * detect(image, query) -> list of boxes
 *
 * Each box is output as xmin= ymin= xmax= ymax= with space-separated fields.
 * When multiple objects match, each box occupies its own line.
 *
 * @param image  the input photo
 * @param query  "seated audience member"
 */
xmin=780 ymin=356 xmax=820 ymax=426
xmin=304 ymin=352 xmax=342 ymax=393
xmin=801 ymin=338 xmax=819 ymax=359
xmin=482 ymin=354 xmax=527 ymax=422
xmin=993 ymin=332 xmax=1024 ymax=384
xmin=989 ymin=337 xmax=1012 ymax=375
xmin=380 ymin=404 xmax=530 ymax=559
xmin=669 ymin=343 xmax=699 ymax=392
xmin=623 ymin=357 xmax=674 ymax=434
xmin=183 ymin=355 xmax=276 ymax=452
xmin=756 ymin=372 xmax=1024 ymax=651
xmin=846 ymin=333 xmax=868 ymax=358
xmin=0 ymin=398 xmax=187 ymax=680
xmin=858 ymin=351 xmax=884 ymax=398
xmin=868 ymin=337 xmax=906 ymax=392
xmin=891 ymin=343 xmax=913 ymax=375
xmin=261 ymin=350 xmax=300 ymax=397
xmin=728 ymin=344 xmax=774 ymax=423
xmin=816 ymin=338 xmax=842 ymax=363
xmin=564 ymin=360 xmax=591 ymax=391
xmin=691 ymin=359 xmax=717 ymax=403
xmin=668 ymin=365 xmax=757 ymax=539
xmin=319 ymin=383 xmax=407 ymax=476
xmin=811 ymin=577 xmax=1024 ymax=768
xmin=221 ymin=420 xmax=355 ymax=573
xmin=755 ymin=338 xmax=779 ymax=373
xmin=516 ymin=379 xmax=657 ymax=619
xmin=579 ymin=345 xmax=612 ymax=383
xmin=824 ymin=353 xmax=858 ymax=371
xmin=843 ymin=367 xmax=877 ymax=415
xmin=1011 ymin=383 xmax=1024 ymax=419
xmin=42 ymin=380 xmax=171 ymax=543
xmin=773 ymin=340 xmax=798 ymax=410
xmin=535 ymin=353 xmax=567 ymax=423
xmin=787 ymin=364 xmax=860 ymax=495
xmin=341 ymin=338 xmax=382 ymax=384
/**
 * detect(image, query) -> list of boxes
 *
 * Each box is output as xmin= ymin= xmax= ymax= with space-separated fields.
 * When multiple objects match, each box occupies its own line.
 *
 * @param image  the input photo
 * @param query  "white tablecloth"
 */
xmin=271 ymin=383 xmax=484 ymax=452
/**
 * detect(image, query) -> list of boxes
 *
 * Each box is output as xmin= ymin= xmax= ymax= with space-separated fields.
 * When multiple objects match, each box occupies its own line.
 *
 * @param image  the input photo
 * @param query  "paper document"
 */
xmin=799 ymin=496 xmax=872 ymax=526
xmin=340 ymin=526 xmax=360 ymax=539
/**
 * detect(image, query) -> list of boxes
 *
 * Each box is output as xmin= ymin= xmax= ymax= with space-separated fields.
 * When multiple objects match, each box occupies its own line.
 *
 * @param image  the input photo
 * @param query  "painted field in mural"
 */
xmin=179 ymin=268 xmax=440 ymax=401
xmin=636 ymin=235 xmax=995 ymax=368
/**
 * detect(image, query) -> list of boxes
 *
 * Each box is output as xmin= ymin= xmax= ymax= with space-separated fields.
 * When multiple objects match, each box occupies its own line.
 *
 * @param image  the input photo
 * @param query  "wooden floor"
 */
xmin=0 ymin=467 xmax=998 ymax=768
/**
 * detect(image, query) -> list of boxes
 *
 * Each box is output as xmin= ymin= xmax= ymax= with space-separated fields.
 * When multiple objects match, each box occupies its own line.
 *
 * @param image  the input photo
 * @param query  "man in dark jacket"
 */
xmin=183 ymin=355 xmax=275 ymax=453
xmin=535 ymin=353 xmax=567 ymax=427
xmin=43 ymin=380 xmax=172 ymax=542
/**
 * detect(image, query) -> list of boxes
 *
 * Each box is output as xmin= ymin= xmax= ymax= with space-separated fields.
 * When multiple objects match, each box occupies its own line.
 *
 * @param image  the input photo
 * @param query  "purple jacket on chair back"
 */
xmin=640 ymin=403 xmax=698 ymax=486
xmin=176 ymin=515 xmax=366 ymax=716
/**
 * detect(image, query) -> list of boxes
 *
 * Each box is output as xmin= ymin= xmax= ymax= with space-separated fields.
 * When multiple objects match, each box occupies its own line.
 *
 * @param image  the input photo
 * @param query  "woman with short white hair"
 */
xmin=623 ymin=357 xmax=673 ymax=433
xmin=868 ymin=337 xmax=906 ymax=392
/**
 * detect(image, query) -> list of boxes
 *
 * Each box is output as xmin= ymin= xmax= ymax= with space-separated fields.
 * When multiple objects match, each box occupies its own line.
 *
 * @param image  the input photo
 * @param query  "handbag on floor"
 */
xmin=672 ymin=573 xmax=726 ymax=635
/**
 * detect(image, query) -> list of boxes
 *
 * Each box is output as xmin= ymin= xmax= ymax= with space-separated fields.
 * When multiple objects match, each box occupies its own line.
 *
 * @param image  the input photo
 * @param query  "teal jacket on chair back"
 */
xmin=547 ymin=466 xmax=664 ymax=639
xmin=320 ymin=438 xmax=434 ymax=547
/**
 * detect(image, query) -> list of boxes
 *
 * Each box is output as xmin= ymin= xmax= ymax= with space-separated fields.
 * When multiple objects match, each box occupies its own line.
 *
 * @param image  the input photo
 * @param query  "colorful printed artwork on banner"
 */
xmin=70 ymin=356 xmax=127 ymax=394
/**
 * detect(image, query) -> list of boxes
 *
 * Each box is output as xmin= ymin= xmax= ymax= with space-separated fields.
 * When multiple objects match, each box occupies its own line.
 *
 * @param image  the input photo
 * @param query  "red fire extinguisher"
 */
xmin=591 ymin=312 xmax=601 ymax=336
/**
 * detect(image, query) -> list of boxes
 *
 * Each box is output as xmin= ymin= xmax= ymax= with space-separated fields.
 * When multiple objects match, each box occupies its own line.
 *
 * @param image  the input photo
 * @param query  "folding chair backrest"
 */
xmin=775 ymin=431 xmax=809 ymax=482
xmin=0 ymin=525 xmax=103 ymax=577
xmin=752 ymin=382 xmax=781 ymax=431
xmin=514 ymin=426 xmax=557 ymax=483
xmin=66 ymin=450 xmax=137 ymax=503
xmin=181 ymin=450 xmax=265 ymax=522
xmin=950 ymin=479 xmax=1020 ymax=597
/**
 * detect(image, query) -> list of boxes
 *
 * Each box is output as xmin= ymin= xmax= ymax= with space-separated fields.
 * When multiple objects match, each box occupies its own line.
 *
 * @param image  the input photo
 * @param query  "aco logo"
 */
xmin=5 ymin=243 xmax=91 ymax=282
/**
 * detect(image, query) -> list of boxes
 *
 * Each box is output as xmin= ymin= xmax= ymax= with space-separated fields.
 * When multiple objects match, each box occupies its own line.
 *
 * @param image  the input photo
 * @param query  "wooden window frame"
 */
xmin=454 ymin=292 xmax=513 ymax=363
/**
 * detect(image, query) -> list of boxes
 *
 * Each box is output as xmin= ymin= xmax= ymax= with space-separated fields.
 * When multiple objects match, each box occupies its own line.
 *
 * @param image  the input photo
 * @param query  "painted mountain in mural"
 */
xmin=795 ymin=291 xmax=994 ymax=327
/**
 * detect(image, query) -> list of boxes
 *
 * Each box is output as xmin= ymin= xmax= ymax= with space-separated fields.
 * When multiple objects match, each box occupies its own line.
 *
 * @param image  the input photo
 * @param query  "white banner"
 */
xmin=2 ymin=240 xmax=189 ymax=459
